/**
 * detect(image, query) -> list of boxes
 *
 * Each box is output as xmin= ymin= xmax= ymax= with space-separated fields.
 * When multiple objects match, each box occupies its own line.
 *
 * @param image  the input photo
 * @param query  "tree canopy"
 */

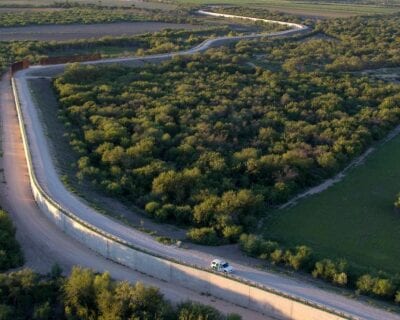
xmin=54 ymin=51 xmax=400 ymax=242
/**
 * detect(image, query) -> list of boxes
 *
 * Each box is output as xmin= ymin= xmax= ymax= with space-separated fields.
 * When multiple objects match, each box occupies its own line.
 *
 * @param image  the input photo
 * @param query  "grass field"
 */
xmin=265 ymin=131 xmax=400 ymax=274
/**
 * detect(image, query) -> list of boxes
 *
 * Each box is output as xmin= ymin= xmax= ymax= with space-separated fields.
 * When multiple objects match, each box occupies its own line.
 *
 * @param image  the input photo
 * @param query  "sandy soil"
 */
xmin=0 ymin=22 xmax=200 ymax=41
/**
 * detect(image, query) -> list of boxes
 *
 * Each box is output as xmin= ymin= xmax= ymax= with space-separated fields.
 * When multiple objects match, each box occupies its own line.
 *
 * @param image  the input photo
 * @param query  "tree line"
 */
xmin=239 ymin=234 xmax=400 ymax=304
xmin=0 ymin=266 xmax=240 ymax=320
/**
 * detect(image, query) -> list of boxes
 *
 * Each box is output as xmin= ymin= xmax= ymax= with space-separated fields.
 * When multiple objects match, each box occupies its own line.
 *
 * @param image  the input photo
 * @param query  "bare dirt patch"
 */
xmin=0 ymin=22 xmax=201 ymax=41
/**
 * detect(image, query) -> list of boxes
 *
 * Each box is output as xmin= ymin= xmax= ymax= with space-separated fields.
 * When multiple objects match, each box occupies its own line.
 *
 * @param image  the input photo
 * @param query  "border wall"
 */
xmin=39 ymin=54 xmax=102 ymax=65
xmin=12 ymin=64 xmax=354 ymax=320
xmin=10 ymin=60 xmax=29 ymax=75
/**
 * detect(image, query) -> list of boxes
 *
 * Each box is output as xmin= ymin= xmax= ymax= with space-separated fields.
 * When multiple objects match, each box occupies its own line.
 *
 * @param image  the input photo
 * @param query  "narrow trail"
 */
xmin=8 ymin=10 xmax=400 ymax=320
xmin=280 ymin=125 xmax=400 ymax=209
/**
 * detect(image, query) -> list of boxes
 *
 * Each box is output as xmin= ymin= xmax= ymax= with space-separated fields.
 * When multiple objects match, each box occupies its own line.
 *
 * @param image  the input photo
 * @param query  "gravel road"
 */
xmin=9 ymin=11 xmax=400 ymax=320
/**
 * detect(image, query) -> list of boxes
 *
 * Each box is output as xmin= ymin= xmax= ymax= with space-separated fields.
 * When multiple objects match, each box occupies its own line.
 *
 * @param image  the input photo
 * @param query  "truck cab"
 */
xmin=210 ymin=259 xmax=234 ymax=273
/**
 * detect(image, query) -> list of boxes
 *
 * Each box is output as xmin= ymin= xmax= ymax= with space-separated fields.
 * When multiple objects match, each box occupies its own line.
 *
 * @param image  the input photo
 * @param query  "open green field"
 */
xmin=265 ymin=131 xmax=400 ymax=274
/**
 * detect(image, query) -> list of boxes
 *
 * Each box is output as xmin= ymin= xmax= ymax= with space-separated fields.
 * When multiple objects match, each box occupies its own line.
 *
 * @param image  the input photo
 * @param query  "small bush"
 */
xmin=357 ymin=274 xmax=395 ymax=298
xmin=238 ymin=234 xmax=263 ymax=256
xmin=155 ymin=236 xmax=175 ymax=245
xmin=155 ymin=204 xmax=176 ymax=221
xmin=312 ymin=259 xmax=348 ymax=286
xmin=270 ymin=249 xmax=284 ymax=265
xmin=222 ymin=225 xmax=243 ymax=242
xmin=145 ymin=201 xmax=160 ymax=216
xmin=187 ymin=227 xmax=220 ymax=245
xmin=284 ymin=246 xmax=313 ymax=271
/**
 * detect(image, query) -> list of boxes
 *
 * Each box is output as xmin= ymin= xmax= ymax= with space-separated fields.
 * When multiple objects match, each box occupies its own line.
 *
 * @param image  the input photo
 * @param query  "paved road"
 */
xmin=0 ymin=72 xmax=270 ymax=320
xmin=10 ymin=11 xmax=400 ymax=320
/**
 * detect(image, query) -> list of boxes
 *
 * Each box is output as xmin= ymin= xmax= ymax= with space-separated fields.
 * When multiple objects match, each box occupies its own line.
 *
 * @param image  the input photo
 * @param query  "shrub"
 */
xmin=238 ymin=234 xmax=263 ymax=256
xmin=356 ymin=274 xmax=375 ymax=294
xmin=373 ymin=278 xmax=395 ymax=297
xmin=333 ymin=272 xmax=348 ymax=286
xmin=270 ymin=249 xmax=284 ymax=265
xmin=312 ymin=259 xmax=348 ymax=286
xmin=186 ymin=227 xmax=220 ymax=245
xmin=259 ymin=240 xmax=279 ymax=256
xmin=222 ymin=225 xmax=243 ymax=242
xmin=284 ymin=246 xmax=313 ymax=271
xmin=395 ymin=291 xmax=400 ymax=303
xmin=357 ymin=275 xmax=395 ymax=298
xmin=145 ymin=201 xmax=160 ymax=216
xmin=175 ymin=205 xmax=192 ymax=224
xmin=238 ymin=234 xmax=278 ymax=258
xmin=155 ymin=204 xmax=176 ymax=221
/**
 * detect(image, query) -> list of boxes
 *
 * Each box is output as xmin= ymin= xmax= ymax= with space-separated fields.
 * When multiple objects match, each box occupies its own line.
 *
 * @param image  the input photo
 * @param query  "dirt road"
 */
xmin=0 ymin=72 xmax=270 ymax=320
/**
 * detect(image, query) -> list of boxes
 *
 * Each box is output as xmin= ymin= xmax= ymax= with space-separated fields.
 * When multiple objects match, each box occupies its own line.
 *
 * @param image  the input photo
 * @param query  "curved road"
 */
xmin=9 ymin=11 xmax=400 ymax=320
xmin=0 ymin=72 xmax=270 ymax=320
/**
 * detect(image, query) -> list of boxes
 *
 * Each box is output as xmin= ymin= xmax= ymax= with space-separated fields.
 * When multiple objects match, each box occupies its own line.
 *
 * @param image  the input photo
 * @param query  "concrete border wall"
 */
xmin=11 ymin=76 xmax=353 ymax=320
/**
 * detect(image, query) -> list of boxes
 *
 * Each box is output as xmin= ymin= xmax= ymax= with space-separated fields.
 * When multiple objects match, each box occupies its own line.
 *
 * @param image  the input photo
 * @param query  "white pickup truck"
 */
xmin=210 ymin=259 xmax=234 ymax=273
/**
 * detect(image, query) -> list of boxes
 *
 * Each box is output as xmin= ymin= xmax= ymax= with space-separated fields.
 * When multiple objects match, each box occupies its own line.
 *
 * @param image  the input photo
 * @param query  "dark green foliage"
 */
xmin=356 ymin=274 xmax=395 ymax=298
xmin=187 ymin=227 xmax=220 ymax=245
xmin=0 ymin=269 xmax=62 ymax=320
xmin=239 ymin=234 xmax=312 ymax=271
xmin=54 ymin=53 xmax=400 ymax=240
xmin=0 ymin=267 xmax=239 ymax=320
xmin=0 ymin=209 xmax=23 ymax=271
xmin=63 ymin=266 xmax=174 ymax=320
xmin=312 ymin=259 xmax=348 ymax=286
xmin=239 ymin=234 xmax=400 ymax=303
xmin=239 ymin=234 xmax=278 ymax=258
xmin=243 ymin=12 xmax=400 ymax=72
